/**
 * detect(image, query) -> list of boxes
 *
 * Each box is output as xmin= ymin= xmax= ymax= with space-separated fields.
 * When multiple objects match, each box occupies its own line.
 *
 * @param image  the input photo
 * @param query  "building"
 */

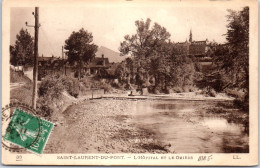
xmin=174 ymin=30 xmax=210 ymax=57
xmin=64 ymin=54 xmax=111 ymax=78
xmin=37 ymin=54 xmax=111 ymax=80
xmin=174 ymin=30 xmax=213 ymax=72
xmin=85 ymin=54 xmax=110 ymax=75
xmin=38 ymin=55 xmax=64 ymax=80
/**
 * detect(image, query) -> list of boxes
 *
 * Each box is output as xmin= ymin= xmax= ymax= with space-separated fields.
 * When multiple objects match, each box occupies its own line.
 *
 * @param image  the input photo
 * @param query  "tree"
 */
xmin=10 ymin=45 xmax=17 ymax=65
xmin=119 ymin=18 xmax=173 ymax=92
xmin=11 ymin=28 xmax=34 ymax=66
xmin=214 ymin=7 xmax=249 ymax=101
xmin=119 ymin=18 xmax=171 ymax=59
xmin=226 ymin=7 xmax=249 ymax=92
xmin=64 ymin=28 xmax=98 ymax=79
xmin=115 ymin=63 xmax=125 ymax=82
xmin=118 ymin=18 xmax=199 ymax=94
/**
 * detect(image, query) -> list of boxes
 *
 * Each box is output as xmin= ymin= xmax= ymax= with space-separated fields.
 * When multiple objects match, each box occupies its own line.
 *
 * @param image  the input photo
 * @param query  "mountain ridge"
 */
xmin=95 ymin=46 xmax=127 ymax=63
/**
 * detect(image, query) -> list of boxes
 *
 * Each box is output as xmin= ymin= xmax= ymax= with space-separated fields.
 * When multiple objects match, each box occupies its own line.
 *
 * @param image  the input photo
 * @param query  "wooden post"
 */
xmin=65 ymin=64 xmax=67 ymax=75
xmin=62 ymin=46 xmax=65 ymax=75
xmin=32 ymin=7 xmax=39 ymax=109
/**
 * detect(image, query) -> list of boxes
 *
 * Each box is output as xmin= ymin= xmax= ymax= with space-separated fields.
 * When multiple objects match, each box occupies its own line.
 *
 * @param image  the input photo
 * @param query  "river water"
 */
xmin=127 ymin=100 xmax=249 ymax=153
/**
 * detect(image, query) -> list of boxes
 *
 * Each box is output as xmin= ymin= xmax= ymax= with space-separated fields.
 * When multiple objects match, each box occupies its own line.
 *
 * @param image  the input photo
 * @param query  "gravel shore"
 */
xmin=45 ymin=99 xmax=171 ymax=153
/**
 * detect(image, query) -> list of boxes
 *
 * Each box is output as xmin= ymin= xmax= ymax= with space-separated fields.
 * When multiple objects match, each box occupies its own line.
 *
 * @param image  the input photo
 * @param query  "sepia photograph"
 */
xmin=2 ymin=0 xmax=258 ymax=166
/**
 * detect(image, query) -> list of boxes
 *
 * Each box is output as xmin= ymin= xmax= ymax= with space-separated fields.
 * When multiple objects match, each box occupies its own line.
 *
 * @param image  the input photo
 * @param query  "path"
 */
xmin=10 ymin=82 xmax=26 ymax=90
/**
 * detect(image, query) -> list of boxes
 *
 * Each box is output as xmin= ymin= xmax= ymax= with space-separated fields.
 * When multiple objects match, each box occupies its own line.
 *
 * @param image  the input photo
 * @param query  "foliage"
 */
xmin=120 ymin=18 xmax=171 ymax=58
xmin=205 ymin=41 xmax=218 ymax=58
xmin=38 ymin=75 xmax=65 ymax=100
xmin=118 ymin=18 xmax=197 ymax=93
xmin=201 ymin=87 xmax=217 ymax=97
xmin=79 ymin=78 xmax=92 ymax=89
xmin=10 ymin=28 xmax=34 ymax=66
xmin=196 ymin=70 xmax=226 ymax=92
xmin=171 ymin=87 xmax=183 ymax=93
xmin=37 ymin=97 xmax=54 ymax=118
xmin=37 ymin=74 xmax=80 ymax=117
xmin=99 ymin=83 xmax=113 ymax=93
xmin=61 ymin=76 xmax=80 ymax=98
xmin=64 ymin=28 xmax=98 ymax=79
xmin=213 ymin=7 xmax=249 ymax=102
xmin=39 ymin=74 xmax=80 ymax=99
xmin=10 ymin=45 xmax=17 ymax=65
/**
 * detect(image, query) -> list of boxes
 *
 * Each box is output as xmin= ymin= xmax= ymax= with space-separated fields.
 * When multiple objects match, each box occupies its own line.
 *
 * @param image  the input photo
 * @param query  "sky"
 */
xmin=10 ymin=5 xmax=246 ymax=57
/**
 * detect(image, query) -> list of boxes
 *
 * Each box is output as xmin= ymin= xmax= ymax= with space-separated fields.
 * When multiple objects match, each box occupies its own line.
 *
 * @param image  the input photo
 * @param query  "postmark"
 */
xmin=2 ymin=102 xmax=54 ymax=154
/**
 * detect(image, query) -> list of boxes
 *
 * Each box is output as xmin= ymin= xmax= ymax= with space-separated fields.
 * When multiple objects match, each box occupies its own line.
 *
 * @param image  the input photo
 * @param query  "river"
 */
xmin=126 ymin=100 xmax=249 ymax=153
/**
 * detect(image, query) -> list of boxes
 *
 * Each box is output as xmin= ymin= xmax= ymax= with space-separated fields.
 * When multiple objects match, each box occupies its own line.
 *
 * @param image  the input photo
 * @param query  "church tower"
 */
xmin=189 ymin=29 xmax=192 ymax=43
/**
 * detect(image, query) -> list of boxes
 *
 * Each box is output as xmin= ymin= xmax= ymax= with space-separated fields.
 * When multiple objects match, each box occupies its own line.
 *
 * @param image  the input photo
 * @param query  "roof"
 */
xmin=38 ymin=56 xmax=59 ymax=61
xmin=38 ymin=56 xmax=64 ymax=68
xmin=39 ymin=56 xmax=111 ymax=68
xmin=192 ymin=40 xmax=207 ymax=43
xmin=88 ymin=57 xmax=109 ymax=68
xmin=191 ymin=41 xmax=207 ymax=45
xmin=176 ymin=41 xmax=189 ymax=45
xmin=174 ymin=39 xmax=208 ymax=56
xmin=106 ymin=62 xmax=120 ymax=74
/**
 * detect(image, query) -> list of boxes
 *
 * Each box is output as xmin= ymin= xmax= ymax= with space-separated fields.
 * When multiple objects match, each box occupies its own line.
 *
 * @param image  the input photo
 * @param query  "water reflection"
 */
xmin=201 ymin=117 xmax=243 ymax=133
xmin=129 ymin=100 xmax=249 ymax=153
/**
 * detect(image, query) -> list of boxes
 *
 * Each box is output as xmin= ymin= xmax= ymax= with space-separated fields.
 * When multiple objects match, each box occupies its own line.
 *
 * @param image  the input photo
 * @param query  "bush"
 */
xmin=153 ymin=87 xmax=160 ymax=94
xmin=80 ymin=78 xmax=91 ymax=89
xmin=147 ymin=86 xmax=159 ymax=94
xmin=162 ymin=88 xmax=170 ymax=94
xmin=233 ymin=98 xmax=243 ymax=108
xmin=39 ymin=74 xmax=80 ymax=99
xmin=61 ymin=76 xmax=80 ymax=98
xmin=111 ymin=82 xmax=120 ymax=88
xmin=100 ymin=83 xmax=112 ymax=93
xmin=208 ymin=88 xmax=217 ymax=97
xmin=183 ymin=85 xmax=196 ymax=92
xmin=233 ymin=97 xmax=249 ymax=111
xmin=37 ymin=74 xmax=80 ymax=118
xmin=147 ymin=86 xmax=154 ymax=93
xmin=225 ymin=88 xmax=245 ymax=99
xmin=183 ymin=87 xmax=189 ymax=93
xmin=38 ymin=75 xmax=64 ymax=100
xmin=124 ymin=83 xmax=132 ymax=90
xmin=201 ymin=87 xmax=216 ymax=97
xmin=74 ymin=71 xmax=84 ymax=79
xmin=37 ymin=97 xmax=53 ymax=118
xmin=171 ymin=87 xmax=183 ymax=93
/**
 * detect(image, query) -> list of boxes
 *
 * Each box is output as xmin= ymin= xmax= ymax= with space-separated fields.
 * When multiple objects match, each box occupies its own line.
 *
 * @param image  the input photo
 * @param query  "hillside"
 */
xmin=10 ymin=68 xmax=31 ymax=83
xmin=95 ymin=46 xmax=127 ymax=63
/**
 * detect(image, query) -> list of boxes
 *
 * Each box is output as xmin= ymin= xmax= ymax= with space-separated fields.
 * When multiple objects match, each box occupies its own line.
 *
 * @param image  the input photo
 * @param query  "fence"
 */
xmin=82 ymin=88 xmax=105 ymax=99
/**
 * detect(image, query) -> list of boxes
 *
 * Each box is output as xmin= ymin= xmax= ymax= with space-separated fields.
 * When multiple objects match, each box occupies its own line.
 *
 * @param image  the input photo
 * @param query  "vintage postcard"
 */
xmin=1 ymin=0 xmax=258 ymax=166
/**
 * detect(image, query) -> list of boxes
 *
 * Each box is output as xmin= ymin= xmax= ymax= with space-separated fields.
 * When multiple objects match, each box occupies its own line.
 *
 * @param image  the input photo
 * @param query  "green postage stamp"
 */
xmin=3 ymin=108 xmax=53 ymax=154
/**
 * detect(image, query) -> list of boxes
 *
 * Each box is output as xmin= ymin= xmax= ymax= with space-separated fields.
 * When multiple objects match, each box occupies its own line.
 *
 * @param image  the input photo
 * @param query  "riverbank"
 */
xmin=45 ymin=99 xmax=172 ymax=153
xmin=102 ymin=91 xmax=234 ymax=101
